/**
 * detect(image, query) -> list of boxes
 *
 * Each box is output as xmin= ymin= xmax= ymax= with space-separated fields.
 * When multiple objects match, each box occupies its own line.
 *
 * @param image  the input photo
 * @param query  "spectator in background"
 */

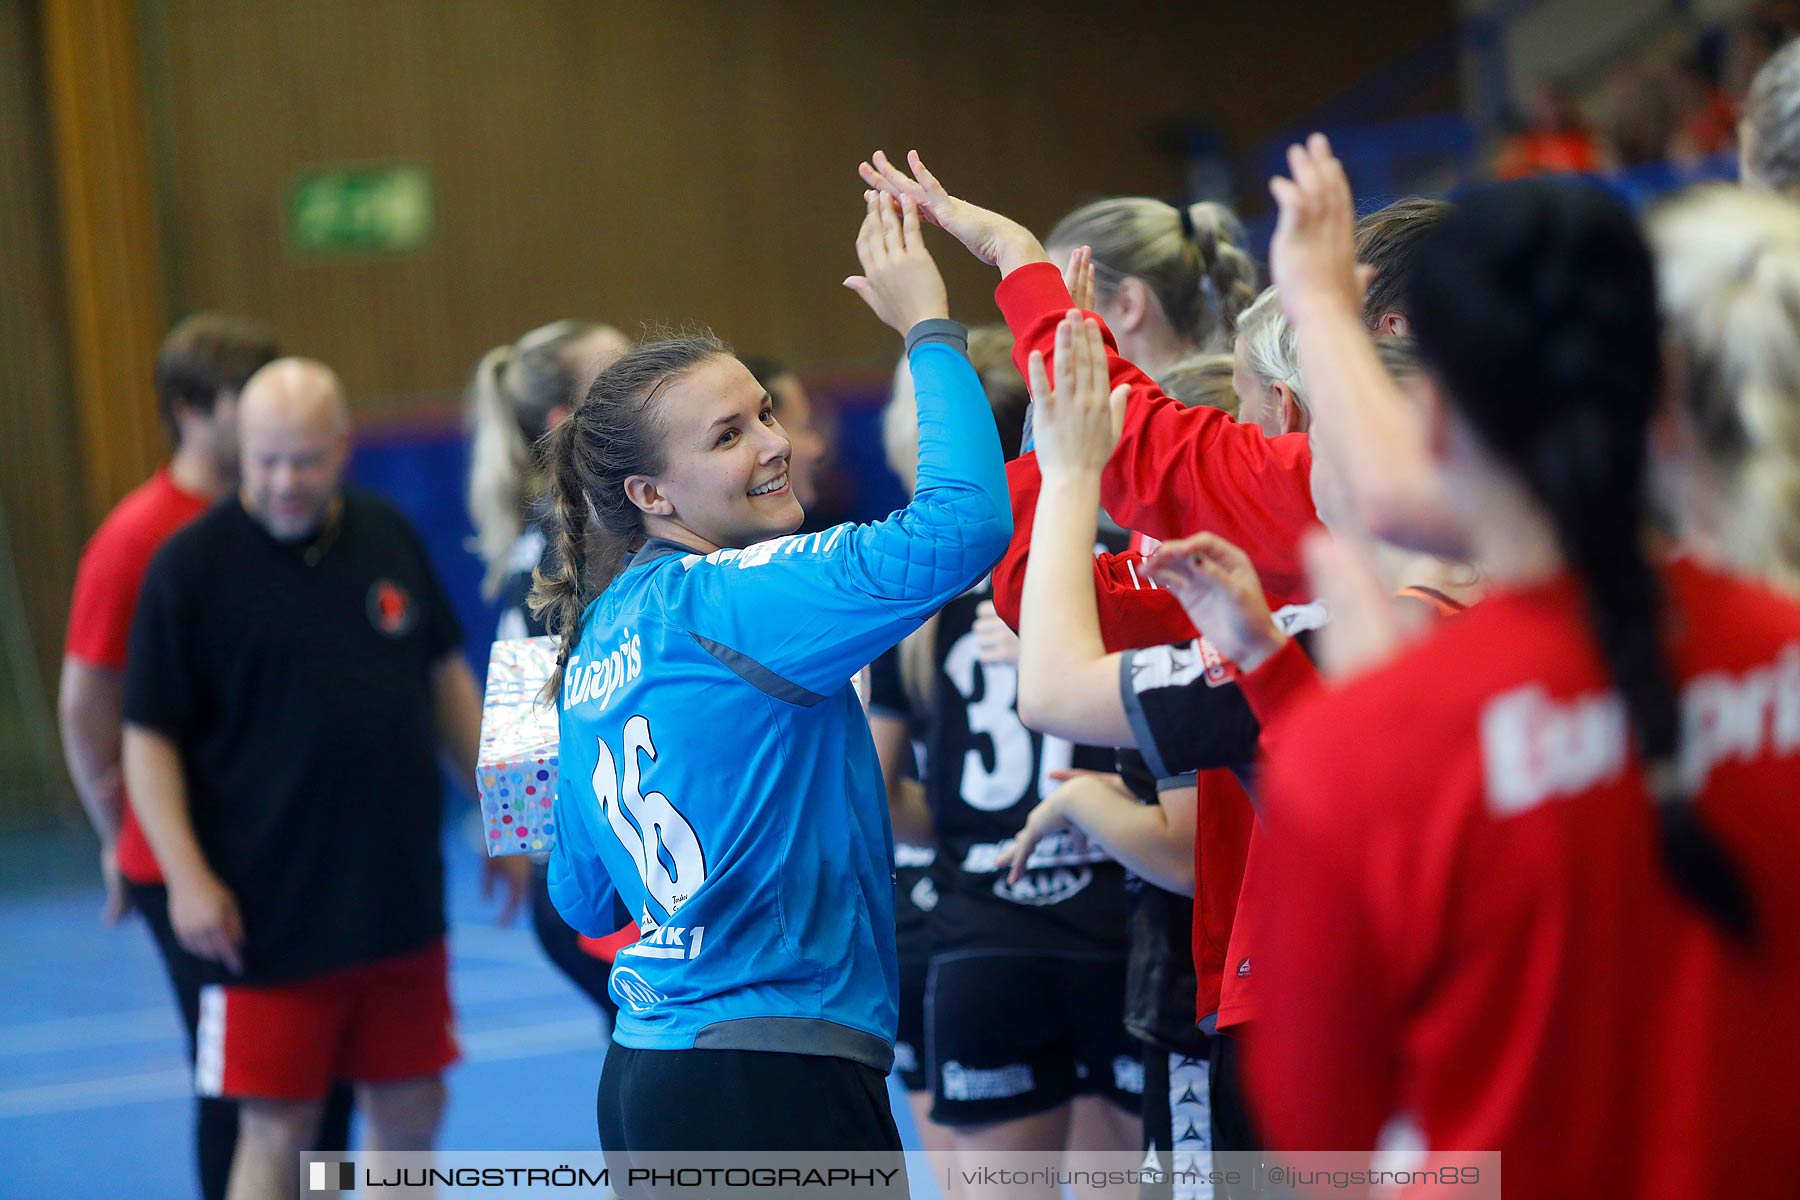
xmin=1600 ymin=65 xmax=1676 ymax=170
xmin=1665 ymin=51 xmax=1738 ymax=162
xmin=1496 ymin=78 xmax=1604 ymax=178
xmin=58 ymin=313 xmax=355 ymax=1200
xmin=123 ymin=359 xmax=518 ymax=1200
xmin=464 ymin=320 xmax=634 ymax=1025
xmin=1740 ymin=36 xmax=1800 ymax=194
xmin=466 ymin=319 xmax=631 ymax=631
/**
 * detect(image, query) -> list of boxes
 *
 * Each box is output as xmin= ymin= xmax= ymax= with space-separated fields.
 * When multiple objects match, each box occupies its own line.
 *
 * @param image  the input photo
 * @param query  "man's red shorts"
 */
xmin=195 ymin=939 xmax=458 ymax=1101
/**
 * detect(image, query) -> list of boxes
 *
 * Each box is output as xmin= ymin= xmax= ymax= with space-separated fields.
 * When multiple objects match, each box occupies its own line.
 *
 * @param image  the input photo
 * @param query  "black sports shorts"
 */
xmin=597 ymin=1045 xmax=905 ymax=1187
xmin=925 ymin=949 xmax=1142 ymax=1126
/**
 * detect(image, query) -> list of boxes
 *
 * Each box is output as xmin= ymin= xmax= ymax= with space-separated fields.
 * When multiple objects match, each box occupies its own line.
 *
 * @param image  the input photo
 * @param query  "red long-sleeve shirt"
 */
xmin=1248 ymin=559 xmax=1800 ymax=1198
xmin=995 ymin=451 xmax=1195 ymax=649
xmin=989 ymin=263 xmax=1319 ymax=642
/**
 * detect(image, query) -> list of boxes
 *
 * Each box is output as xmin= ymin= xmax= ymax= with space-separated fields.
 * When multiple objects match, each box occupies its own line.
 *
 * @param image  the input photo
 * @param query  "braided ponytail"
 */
xmin=1408 ymin=180 xmax=1755 ymax=943
xmin=529 ymin=413 xmax=595 ymax=700
xmin=1184 ymin=201 xmax=1260 ymax=346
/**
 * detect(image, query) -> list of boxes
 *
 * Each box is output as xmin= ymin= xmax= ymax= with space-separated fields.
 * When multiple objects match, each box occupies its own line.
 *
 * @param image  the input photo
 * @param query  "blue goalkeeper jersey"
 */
xmin=548 ymin=323 xmax=1009 ymax=1070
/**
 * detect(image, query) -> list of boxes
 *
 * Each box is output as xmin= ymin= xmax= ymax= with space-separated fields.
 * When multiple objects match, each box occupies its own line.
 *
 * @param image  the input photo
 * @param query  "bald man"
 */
xmin=123 ymin=358 xmax=487 ymax=1200
xmin=234 ymin=357 xmax=352 ymax=542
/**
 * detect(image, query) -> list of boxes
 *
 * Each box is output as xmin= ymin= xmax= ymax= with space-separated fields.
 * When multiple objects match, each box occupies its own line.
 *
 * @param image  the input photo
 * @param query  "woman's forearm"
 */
xmin=997 ymin=230 xmax=1050 ymax=279
xmin=1017 ymin=468 xmax=1133 ymax=746
xmin=1058 ymin=782 xmax=1194 ymax=895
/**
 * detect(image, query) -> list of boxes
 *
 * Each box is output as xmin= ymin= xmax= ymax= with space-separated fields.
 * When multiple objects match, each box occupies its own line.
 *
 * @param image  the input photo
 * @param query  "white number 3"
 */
xmin=593 ymin=715 xmax=707 ymax=917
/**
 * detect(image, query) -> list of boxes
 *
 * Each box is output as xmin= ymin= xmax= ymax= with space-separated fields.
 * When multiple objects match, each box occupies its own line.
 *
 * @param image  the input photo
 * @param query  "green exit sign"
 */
xmin=285 ymin=163 xmax=435 ymax=257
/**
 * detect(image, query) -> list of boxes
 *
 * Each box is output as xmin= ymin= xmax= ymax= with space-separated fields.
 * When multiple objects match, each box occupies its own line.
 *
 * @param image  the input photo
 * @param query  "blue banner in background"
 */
xmin=349 ymin=428 xmax=497 ymax=680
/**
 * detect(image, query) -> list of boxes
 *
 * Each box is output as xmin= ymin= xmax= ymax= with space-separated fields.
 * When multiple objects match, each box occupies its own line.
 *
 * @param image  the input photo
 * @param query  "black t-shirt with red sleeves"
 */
xmin=124 ymin=489 xmax=461 ymax=986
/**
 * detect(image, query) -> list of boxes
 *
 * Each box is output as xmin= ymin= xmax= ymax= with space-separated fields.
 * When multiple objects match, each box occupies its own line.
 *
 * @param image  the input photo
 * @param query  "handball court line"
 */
xmin=0 ymin=963 xmax=572 ymax=1059
xmin=0 ymin=1014 xmax=602 ymax=1118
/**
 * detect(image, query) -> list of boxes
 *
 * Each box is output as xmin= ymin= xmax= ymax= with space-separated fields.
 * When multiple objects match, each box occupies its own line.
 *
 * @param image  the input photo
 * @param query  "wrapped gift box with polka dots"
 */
xmin=477 ymin=635 xmax=561 ymax=857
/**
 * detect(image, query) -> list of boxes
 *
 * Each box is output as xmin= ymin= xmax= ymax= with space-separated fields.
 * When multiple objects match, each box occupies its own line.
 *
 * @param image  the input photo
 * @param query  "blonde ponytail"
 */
xmin=468 ymin=345 xmax=532 ymax=600
xmin=1650 ymin=185 xmax=1800 ymax=592
xmin=464 ymin=320 xmax=628 ymax=602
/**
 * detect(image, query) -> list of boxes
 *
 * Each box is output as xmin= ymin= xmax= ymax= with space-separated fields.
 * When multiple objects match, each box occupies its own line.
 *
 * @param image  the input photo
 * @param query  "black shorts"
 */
xmin=597 ymin=1045 xmax=904 ymax=1155
xmin=893 ymin=954 xmax=930 ymax=1092
xmin=1138 ymin=1045 xmax=1214 ymax=1200
xmin=1208 ymin=1031 xmax=1264 ymax=1199
xmin=925 ymin=950 xmax=1142 ymax=1126
xmin=892 ymin=864 xmax=937 ymax=1094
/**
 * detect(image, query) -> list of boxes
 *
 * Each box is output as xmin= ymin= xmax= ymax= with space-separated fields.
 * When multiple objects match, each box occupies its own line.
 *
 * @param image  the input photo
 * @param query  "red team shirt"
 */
xmin=989 ymin=260 xmax=1318 ymax=641
xmin=1188 ymin=769 xmax=1256 ymax=1024
xmin=1250 ymin=558 xmax=1800 ymax=1198
xmin=64 ymin=467 xmax=211 ymax=885
xmin=1223 ymin=596 xmax=1461 ymax=1031
xmin=1218 ymin=634 xmax=1323 ymax=1032
xmin=987 ymin=261 xmax=1319 ymax=1030
xmin=986 ymin=268 xmax=1324 ymax=1036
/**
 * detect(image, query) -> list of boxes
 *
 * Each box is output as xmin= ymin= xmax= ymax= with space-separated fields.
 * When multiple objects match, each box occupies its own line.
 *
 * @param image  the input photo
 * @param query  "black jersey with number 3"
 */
xmin=869 ymin=577 xmax=1126 ymax=954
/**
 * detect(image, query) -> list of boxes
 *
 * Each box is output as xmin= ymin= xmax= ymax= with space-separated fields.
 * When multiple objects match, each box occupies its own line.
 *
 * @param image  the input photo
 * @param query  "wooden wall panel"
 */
xmin=43 ymin=0 xmax=169 ymax=521
xmin=144 ymin=0 xmax=1456 ymax=409
xmin=0 ymin=0 xmax=86 ymax=824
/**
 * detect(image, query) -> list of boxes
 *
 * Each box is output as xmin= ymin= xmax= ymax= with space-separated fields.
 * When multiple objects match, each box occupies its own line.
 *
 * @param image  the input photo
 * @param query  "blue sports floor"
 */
xmin=0 ymin=821 xmax=931 ymax=1199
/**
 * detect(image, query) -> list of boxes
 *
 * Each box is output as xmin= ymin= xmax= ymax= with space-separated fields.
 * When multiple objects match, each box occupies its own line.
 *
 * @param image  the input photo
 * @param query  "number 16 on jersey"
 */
xmin=592 ymin=715 xmax=709 ymax=920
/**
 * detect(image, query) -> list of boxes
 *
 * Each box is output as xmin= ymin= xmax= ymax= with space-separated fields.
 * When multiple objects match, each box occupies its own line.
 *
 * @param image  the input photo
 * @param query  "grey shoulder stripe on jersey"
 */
xmin=690 ymin=632 xmax=828 ymax=707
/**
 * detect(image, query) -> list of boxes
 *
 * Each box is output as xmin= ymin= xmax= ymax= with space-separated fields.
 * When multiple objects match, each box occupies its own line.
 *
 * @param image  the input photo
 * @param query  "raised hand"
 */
xmin=1267 ymin=132 xmax=1367 ymax=323
xmin=1143 ymin=531 xmax=1286 ymax=673
xmin=1027 ymin=311 xmax=1129 ymax=477
xmin=1064 ymin=245 xmax=1097 ymax=312
xmin=857 ymin=150 xmax=1047 ymax=275
xmin=844 ymin=190 xmax=950 ymax=334
xmin=972 ymin=599 xmax=1020 ymax=666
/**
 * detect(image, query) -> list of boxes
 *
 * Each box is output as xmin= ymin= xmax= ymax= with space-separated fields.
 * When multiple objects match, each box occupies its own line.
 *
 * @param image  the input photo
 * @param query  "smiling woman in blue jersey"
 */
xmin=530 ymin=190 xmax=1012 ymax=1162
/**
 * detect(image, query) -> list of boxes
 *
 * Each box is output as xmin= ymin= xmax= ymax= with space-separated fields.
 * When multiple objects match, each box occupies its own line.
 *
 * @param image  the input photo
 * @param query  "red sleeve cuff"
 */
xmin=1240 ymin=636 xmax=1321 ymax=727
xmin=995 ymin=262 xmax=1076 ymax=333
